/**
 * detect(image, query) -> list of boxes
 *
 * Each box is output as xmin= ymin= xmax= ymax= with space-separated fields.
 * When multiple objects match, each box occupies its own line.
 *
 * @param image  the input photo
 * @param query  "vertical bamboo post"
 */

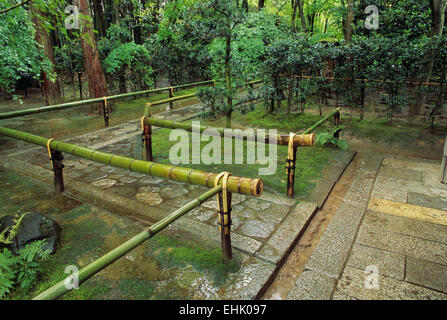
xmin=102 ymin=97 xmax=109 ymax=127
xmin=77 ymin=72 xmax=83 ymax=100
xmin=142 ymin=103 xmax=153 ymax=161
xmin=50 ymin=150 xmax=65 ymax=193
xmin=215 ymin=173 xmax=233 ymax=262
xmin=169 ymin=87 xmax=174 ymax=111
xmin=333 ymin=108 xmax=341 ymax=140
xmin=286 ymin=146 xmax=297 ymax=198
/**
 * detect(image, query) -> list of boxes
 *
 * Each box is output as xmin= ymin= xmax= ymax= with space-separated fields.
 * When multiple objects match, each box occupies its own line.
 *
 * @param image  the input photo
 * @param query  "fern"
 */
xmin=0 ymin=212 xmax=28 ymax=245
xmin=0 ymin=240 xmax=51 ymax=297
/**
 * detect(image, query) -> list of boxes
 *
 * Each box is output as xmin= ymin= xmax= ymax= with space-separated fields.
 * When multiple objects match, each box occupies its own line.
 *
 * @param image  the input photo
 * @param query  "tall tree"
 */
xmin=413 ymin=0 xmax=447 ymax=115
xmin=258 ymin=0 xmax=265 ymax=10
xmin=345 ymin=0 xmax=354 ymax=43
xmin=30 ymin=4 xmax=62 ymax=105
xmin=92 ymin=0 xmax=106 ymax=38
xmin=75 ymin=0 xmax=108 ymax=112
xmin=291 ymin=0 xmax=307 ymax=33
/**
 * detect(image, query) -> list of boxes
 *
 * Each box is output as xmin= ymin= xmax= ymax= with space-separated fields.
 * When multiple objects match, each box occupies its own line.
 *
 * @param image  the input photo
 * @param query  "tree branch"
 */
xmin=0 ymin=0 xmax=32 ymax=15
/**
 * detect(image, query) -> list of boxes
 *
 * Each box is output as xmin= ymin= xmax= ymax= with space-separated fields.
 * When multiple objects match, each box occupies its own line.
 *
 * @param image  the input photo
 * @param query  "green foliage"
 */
xmin=0 ymin=1 xmax=52 ymax=93
xmin=316 ymin=131 xmax=348 ymax=150
xmin=0 ymin=212 xmax=28 ymax=245
xmin=0 ymin=240 xmax=51 ymax=298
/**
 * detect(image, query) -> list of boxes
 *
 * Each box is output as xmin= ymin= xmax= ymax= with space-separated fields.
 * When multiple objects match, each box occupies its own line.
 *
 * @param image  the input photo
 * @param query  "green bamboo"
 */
xmin=143 ymin=117 xmax=315 ymax=147
xmin=0 ymin=80 xmax=214 ymax=120
xmin=33 ymin=185 xmax=222 ymax=300
xmin=0 ymin=126 xmax=263 ymax=196
xmin=148 ymin=93 xmax=196 ymax=107
xmin=302 ymin=108 xmax=341 ymax=134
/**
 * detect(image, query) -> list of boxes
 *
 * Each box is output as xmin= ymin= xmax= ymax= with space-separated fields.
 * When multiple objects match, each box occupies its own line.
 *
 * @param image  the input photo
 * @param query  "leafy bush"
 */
xmin=316 ymin=131 xmax=348 ymax=150
xmin=0 ymin=213 xmax=51 ymax=298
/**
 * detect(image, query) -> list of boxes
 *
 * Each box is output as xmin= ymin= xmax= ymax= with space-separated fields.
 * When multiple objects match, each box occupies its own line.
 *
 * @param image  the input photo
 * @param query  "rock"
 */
xmin=0 ymin=212 xmax=60 ymax=254
xmin=135 ymin=192 xmax=164 ymax=206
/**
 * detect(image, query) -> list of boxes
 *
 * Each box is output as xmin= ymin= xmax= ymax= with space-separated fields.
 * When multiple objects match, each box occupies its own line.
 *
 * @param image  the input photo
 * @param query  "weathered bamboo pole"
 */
xmin=148 ymin=93 xmax=196 ymax=108
xmin=142 ymin=104 xmax=153 ymax=161
xmin=33 ymin=185 xmax=223 ymax=300
xmin=143 ymin=117 xmax=315 ymax=148
xmin=302 ymin=108 xmax=341 ymax=135
xmin=294 ymin=75 xmax=442 ymax=87
xmin=0 ymin=80 xmax=214 ymax=120
xmin=0 ymin=126 xmax=263 ymax=196
xmin=50 ymin=150 xmax=65 ymax=193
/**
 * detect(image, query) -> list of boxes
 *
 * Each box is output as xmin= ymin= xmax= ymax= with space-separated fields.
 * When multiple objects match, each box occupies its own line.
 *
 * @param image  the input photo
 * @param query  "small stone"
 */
xmin=100 ymin=166 xmax=118 ymax=173
xmin=140 ymin=176 xmax=164 ymax=185
xmin=119 ymin=176 xmax=137 ymax=184
xmin=240 ymin=220 xmax=275 ymax=239
xmin=135 ymin=192 xmax=163 ymax=206
xmin=90 ymin=178 xmax=117 ymax=189
xmin=160 ymin=185 xmax=189 ymax=199
xmin=189 ymin=207 xmax=215 ymax=222
xmin=243 ymin=199 xmax=271 ymax=211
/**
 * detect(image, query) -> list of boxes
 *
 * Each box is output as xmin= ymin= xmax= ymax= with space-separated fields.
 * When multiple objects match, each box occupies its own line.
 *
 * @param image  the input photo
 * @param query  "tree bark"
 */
xmin=225 ymin=31 xmax=233 ymax=128
xmin=412 ymin=0 xmax=447 ymax=116
xmin=92 ymin=0 xmax=106 ymax=38
xmin=258 ymin=0 xmax=265 ymax=10
xmin=30 ymin=5 xmax=62 ymax=106
xmin=345 ymin=0 xmax=354 ymax=43
xmin=292 ymin=0 xmax=307 ymax=33
xmin=76 ymin=0 xmax=108 ymax=112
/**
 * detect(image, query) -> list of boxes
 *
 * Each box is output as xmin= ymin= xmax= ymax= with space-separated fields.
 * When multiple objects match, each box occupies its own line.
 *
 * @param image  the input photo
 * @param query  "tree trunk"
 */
xmin=30 ymin=5 xmax=62 ymax=106
xmin=345 ymin=0 xmax=354 ymax=43
xmin=258 ymin=0 xmax=265 ymax=10
xmin=412 ymin=0 xmax=447 ymax=116
xmin=76 ymin=0 xmax=108 ymax=113
xmin=225 ymin=31 xmax=232 ymax=128
xmin=92 ymin=0 xmax=106 ymax=38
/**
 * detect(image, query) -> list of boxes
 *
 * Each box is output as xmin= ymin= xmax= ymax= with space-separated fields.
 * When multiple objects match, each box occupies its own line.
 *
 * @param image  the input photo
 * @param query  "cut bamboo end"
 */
xmin=251 ymin=178 xmax=264 ymax=197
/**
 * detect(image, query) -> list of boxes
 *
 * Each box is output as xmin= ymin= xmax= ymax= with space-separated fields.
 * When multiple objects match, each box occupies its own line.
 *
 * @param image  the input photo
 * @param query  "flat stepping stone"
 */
xmin=243 ymin=199 xmax=271 ymax=211
xmin=90 ymin=178 xmax=117 ymax=189
xmin=159 ymin=185 xmax=189 ymax=199
xmin=119 ymin=176 xmax=138 ymax=184
xmin=134 ymin=192 xmax=163 ymax=206
xmin=240 ymin=220 xmax=275 ymax=239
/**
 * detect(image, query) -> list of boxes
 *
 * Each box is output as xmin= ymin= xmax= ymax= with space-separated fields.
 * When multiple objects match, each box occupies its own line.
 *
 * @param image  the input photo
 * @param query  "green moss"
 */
xmin=148 ymin=233 xmax=239 ymax=285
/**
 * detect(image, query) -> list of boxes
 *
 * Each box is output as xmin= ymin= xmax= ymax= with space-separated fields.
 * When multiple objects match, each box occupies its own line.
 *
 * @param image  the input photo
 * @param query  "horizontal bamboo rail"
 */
xmin=143 ymin=117 xmax=315 ymax=147
xmin=0 ymin=126 xmax=263 ymax=196
xmin=294 ymin=75 xmax=442 ymax=87
xmin=33 ymin=185 xmax=223 ymax=300
xmin=302 ymin=108 xmax=341 ymax=135
xmin=148 ymin=93 xmax=196 ymax=108
xmin=0 ymin=80 xmax=215 ymax=120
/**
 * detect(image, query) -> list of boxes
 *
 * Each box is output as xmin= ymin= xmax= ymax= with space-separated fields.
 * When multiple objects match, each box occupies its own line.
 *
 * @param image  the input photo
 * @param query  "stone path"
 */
xmin=287 ymin=153 xmax=447 ymax=300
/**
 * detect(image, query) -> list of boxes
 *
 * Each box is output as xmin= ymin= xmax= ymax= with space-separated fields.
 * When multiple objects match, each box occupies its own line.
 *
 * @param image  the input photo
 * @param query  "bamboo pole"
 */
xmin=33 ymin=185 xmax=223 ymax=300
xmin=143 ymin=117 xmax=315 ymax=148
xmin=0 ymin=80 xmax=214 ymax=120
xmin=149 ymin=93 xmax=196 ymax=108
xmin=142 ymin=104 xmax=153 ymax=161
xmin=0 ymin=126 xmax=263 ymax=196
xmin=302 ymin=108 xmax=341 ymax=135
xmin=294 ymin=75 xmax=442 ymax=87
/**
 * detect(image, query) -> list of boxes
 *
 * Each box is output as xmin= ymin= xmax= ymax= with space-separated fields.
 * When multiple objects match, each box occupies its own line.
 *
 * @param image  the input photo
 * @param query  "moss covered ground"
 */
xmin=0 ymin=170 xmax=242 ymax=300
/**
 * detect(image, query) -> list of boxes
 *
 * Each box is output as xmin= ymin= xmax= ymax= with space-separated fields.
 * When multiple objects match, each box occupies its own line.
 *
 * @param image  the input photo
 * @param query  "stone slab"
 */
xmin=336 ymin=266 xmax=447 ymax=300
xmin=287 ymin=270 xmax=336 ymax=300
xmin=256 ymin=202 xmax=318 ymax=264
xmin=405 ymin=256 xmax=447 ymax=293
xmin=378 ymin=165 xmax=423 ymax=182
xmin=362 ymin=210 xmax=447 ymax=245
xmin=346 ymin=244 xmax=406 ymax=280
xmin=356 ymin=225 xmax=447 ymax=266
xmin=407 ymin=191 xmax=447 ymax=211
xmin=368 ymin=197 xmax=447 ymax=227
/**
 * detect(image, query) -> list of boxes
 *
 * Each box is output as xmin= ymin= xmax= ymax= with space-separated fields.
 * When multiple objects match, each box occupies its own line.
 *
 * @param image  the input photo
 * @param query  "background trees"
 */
xmin=0 ymin=0 xmax=446 ymax=128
